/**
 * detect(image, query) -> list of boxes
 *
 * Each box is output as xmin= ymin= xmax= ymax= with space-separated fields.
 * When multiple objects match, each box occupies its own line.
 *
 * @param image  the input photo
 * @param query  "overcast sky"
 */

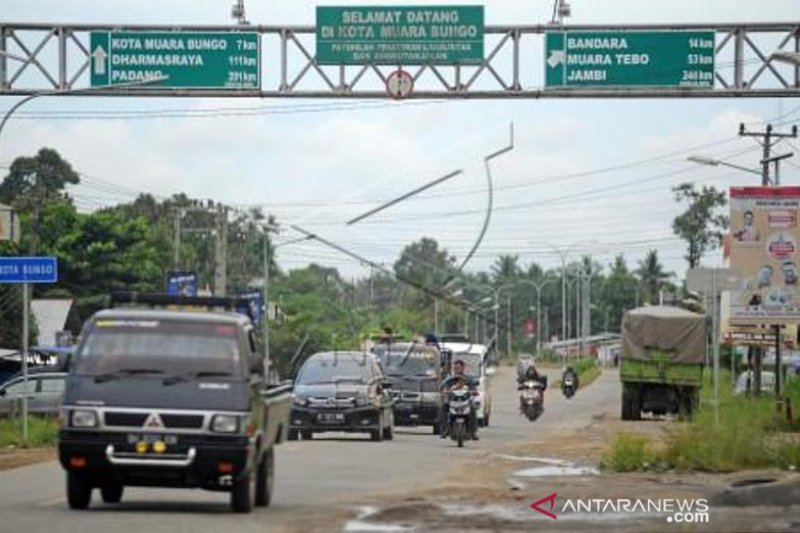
xmin=1 ymin=1 xmax=799 ymax=280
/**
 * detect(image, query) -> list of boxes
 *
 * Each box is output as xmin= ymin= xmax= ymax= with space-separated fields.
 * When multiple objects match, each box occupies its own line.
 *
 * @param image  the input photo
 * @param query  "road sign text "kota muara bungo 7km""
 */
xmin=316 ymin=5 xmax=484 ymax=65
xmin=545 ymin=31 xmax=715 ymax=88
xmin=90 ymin=31 xmax=261 ymax=89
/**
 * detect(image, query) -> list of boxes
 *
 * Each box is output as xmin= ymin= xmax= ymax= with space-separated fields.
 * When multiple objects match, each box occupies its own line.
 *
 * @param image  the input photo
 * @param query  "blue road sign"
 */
xmin=166 ymin=270 xmax=198 ymax=296
xmin=0 ymin=257 xmax=58 ymax=284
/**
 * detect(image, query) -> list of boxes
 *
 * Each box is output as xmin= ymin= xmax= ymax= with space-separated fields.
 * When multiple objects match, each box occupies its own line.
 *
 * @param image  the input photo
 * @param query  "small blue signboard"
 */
xmin=238 ymin=290 xmax=264 ymax=324
xmin=166 ymin=271 xmax=198 ymax=296
xmin=0 ymin=256 xmax=58 ymax=284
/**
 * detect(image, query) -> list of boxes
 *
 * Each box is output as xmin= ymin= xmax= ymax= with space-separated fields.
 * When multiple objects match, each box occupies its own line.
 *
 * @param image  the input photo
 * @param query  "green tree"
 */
xmin=0 ymin=148 xmax=80 ymax=254
xmin=393 ymin=237 xmax=455 ymax=310
xmin=635 ymin=249 xmax=673 ymax=305
xmin=672 ymin=183 xmax=728 ymax=268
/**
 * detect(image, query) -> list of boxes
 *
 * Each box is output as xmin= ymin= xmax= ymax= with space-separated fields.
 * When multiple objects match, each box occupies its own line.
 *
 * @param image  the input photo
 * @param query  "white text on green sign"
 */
xmin=545 ymin=31 xmax=715 ymax=88
xmin=90 ymin=31 xmax=260 ymax=89
xmin=316 ymin=6 xmax=484 ymax=65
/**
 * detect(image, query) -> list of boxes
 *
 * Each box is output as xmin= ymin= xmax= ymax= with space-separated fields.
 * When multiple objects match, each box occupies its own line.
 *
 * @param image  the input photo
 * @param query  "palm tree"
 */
xmin=491 ymin=254 xmax=520 ymax=283
xmin=635 ymin=249 xmax=673 ymax=305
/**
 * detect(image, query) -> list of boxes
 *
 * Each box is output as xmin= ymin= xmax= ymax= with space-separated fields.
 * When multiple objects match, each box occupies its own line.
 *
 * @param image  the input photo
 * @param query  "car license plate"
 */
xmin=127 ymin=433 xmax=178 ymax=445
xmin=317 ymin=413 xmax=345 ymax=424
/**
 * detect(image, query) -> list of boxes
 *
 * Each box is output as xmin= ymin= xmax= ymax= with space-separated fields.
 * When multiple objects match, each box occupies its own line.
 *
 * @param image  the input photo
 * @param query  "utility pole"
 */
xmin=738 ymin=123 xmax=797 ymax=396
xmin=214 ymin=204 xmax=228 ymax=296
xmin=507 ymin=294 xmax=512 ymax=358
xmin=172 ymin=208 xmax=182 ymax=269
xmin=739 ymin=123 xmax=798 ymax=186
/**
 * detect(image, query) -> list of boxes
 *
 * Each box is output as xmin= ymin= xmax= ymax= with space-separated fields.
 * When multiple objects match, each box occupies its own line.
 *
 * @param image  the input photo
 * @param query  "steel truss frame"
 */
xmin=0 ymin=21 xmax=798 ymax=98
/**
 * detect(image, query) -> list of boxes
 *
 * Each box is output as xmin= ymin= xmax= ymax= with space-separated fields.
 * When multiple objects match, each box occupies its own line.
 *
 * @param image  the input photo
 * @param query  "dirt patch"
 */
xmin=0 ymin=446 xmax=56 ymax=471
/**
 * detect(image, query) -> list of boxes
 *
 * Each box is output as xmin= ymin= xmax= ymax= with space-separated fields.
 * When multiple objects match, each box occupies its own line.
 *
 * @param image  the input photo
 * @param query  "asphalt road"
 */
xmin=0 ymin=366 xmax=620 ymax=532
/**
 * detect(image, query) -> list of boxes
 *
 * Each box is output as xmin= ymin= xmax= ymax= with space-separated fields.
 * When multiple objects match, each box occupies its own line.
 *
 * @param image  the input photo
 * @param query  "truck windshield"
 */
xmin=382 ymin=351 xmax=437 ymax=377
xmin=74 ymin=319 xmax=243 ymax=377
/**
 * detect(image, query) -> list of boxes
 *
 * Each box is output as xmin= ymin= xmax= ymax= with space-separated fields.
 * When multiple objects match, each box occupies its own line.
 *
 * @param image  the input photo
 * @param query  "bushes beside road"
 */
xmin=0 ymin=416 xmax=59 ymax=448
xmin=603 ymin=371 xmax=800 ymax=472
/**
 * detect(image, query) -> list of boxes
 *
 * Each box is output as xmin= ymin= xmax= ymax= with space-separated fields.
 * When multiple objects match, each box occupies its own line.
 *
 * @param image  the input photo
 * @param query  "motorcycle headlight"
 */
xmin=211 ymin=414 xmax=239 ymax=433
xmin=71 ymin=409 xmax=98 ymax=428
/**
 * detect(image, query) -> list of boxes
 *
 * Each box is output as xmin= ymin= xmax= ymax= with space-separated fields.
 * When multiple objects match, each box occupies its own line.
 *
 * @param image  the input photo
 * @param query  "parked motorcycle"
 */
xmin=447 ymin=388 xmax=473 ymax=447
xmin=519 ymin=380 xmax=545 ymax=421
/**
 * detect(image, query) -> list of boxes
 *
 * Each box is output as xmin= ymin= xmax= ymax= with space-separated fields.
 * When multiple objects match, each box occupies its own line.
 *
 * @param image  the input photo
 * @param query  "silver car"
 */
xmin=0 ymin=368 xmax=66 ymax=417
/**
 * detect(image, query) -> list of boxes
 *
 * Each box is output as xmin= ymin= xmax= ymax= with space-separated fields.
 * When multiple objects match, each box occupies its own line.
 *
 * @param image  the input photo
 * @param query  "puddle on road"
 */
xmin=513 ymin=464 xmax=600 ymax=477
xmin=497 ymin=455 xmax=600 ymax=478
xmin=441 ymin=503 xmax=652 ymax=523
xmin=495 ymin=454 xmax=572 ymax=465
xmin=344 ymin=506 xmax=415 ymax=532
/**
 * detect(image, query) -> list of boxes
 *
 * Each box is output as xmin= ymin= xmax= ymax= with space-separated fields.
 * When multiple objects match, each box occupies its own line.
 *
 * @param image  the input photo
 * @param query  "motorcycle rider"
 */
xmin=440 ymin=359 xmax=479 ymax=440
xmin=517 ymin=360 xmax=543 ymax=389
xmin=562 ymin=365 xmax=579 ymax=391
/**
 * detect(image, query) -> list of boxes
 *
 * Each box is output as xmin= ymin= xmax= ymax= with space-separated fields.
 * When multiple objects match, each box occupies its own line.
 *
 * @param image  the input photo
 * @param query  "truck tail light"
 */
xmin=70 ymin=456 xmax=87 ymax=468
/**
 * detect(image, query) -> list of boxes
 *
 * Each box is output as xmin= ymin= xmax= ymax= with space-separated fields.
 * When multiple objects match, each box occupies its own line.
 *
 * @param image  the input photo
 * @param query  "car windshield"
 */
xmin=453 ymin=353 xmax=482 ymax=378
xmin=297 ymin=353 xmax=371 ymax=385
xmin=73 ymin=319 xmax=244 ymax=377
xmin=382 ymin=350 xmax=438 ymax=377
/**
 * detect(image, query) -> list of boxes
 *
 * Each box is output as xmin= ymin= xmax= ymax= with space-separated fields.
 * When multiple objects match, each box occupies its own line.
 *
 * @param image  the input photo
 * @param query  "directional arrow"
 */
xmin=92 ymin=45 xmax=107 ymax=76
xmin=547 ymin=50 xmax=566 ymax=68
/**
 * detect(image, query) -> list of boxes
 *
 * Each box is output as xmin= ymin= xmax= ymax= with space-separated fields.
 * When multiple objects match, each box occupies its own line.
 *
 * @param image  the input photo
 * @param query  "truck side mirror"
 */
xmin=248 ymin=354 xmax=265 ymax=375
xmin=57 ymin=350 xmax=73 ymax=372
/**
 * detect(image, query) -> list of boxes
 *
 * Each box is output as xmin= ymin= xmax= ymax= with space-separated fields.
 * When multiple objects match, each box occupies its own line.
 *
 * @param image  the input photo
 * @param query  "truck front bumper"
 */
xmin=59 ymin=430 xmax=251 ymax=491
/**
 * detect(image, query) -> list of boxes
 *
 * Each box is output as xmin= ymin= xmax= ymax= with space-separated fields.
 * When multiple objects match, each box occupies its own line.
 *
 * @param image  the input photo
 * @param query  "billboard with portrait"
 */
xmin=729 ymin=186 xmax=800 ymax=325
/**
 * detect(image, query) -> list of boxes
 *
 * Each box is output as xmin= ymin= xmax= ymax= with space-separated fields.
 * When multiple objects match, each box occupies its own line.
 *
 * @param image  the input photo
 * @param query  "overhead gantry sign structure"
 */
xmin=0 ymin=15 xmax=798 ymax=98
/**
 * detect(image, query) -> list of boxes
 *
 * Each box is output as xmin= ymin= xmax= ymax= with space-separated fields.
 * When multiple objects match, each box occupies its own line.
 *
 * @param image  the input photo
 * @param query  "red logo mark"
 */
xmin=531 ymin=492 xmax=558 ymax=520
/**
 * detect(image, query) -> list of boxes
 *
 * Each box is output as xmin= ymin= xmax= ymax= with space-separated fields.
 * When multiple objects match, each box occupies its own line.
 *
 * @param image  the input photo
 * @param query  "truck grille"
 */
xmin=104 ymin=412 xmax=205 ymax=429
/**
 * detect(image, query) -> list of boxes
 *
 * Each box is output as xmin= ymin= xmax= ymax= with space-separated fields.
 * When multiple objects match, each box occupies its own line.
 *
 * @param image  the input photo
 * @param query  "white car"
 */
xmin=441 ymin=341 xmax=493 ymax=427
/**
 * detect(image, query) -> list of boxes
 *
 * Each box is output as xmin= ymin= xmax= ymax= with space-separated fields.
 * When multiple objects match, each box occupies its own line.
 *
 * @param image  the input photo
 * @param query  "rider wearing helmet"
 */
xmin=441 ymin=359 xmax=479 ymax=440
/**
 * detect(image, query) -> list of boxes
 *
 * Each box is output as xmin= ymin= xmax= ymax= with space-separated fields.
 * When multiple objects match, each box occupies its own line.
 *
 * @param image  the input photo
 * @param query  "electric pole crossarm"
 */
xmin=1 ymin=22 xmax=799 ymax=98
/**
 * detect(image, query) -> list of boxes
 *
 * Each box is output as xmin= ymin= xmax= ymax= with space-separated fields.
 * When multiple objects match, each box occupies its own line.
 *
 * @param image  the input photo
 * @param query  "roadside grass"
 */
xmin=602 ymin=433 xmax=658 ymax=472
xmin=0 ymin=416 xmax=59 ymax=448
xmin=604 ymin=370 xmax=800 ymax=472
xmin=573 ymin=358 xmax=601 ymax=389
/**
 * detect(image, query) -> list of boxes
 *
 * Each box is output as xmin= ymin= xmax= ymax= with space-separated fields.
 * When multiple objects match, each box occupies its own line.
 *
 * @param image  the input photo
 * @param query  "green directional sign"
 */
xmin=545 ymin=31 xmax=715 ymax=88
xmin=316 ymin=5 xmax=484 ymax=65
xmin=90 ymin=31 xmax=260 ymax=89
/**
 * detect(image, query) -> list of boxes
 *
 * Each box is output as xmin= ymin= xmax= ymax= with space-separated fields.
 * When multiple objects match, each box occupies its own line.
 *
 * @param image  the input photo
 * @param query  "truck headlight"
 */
xmin=71 ymin=410 xmax=98 ymax=428
xmin=211 ymin=414 xmax=239 ymax=433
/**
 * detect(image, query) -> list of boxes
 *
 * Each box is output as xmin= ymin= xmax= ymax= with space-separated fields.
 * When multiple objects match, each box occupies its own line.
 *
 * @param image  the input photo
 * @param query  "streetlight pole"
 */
xmin=0 ymin=72 xmax=168 ymax=159
xmin=517 ymin=278 xmax=554 ymax=357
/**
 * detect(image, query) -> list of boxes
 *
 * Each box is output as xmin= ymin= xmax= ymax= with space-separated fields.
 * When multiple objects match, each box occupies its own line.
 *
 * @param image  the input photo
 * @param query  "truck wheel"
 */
xmin=67 ymin=471 xmax=92 ymax=510
xmin=230 ymin=473 xmax=253 ymax=513
xmin=100 ymin=482 xmax=124 ymax=504
xmin=621 ymin=389 xmax=630 ymax=420
xmin=631 ymin=388 xmax=642 ymax=421
xmin=287 ymin=429 xmax=299 ymax=441
xmin=255 ymin=448 xmax=274 ymax=508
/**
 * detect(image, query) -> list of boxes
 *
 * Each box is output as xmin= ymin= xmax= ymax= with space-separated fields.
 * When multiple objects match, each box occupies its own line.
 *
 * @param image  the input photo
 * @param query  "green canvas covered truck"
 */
xmin=620 ymin=306 xmax=706 ymax=420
